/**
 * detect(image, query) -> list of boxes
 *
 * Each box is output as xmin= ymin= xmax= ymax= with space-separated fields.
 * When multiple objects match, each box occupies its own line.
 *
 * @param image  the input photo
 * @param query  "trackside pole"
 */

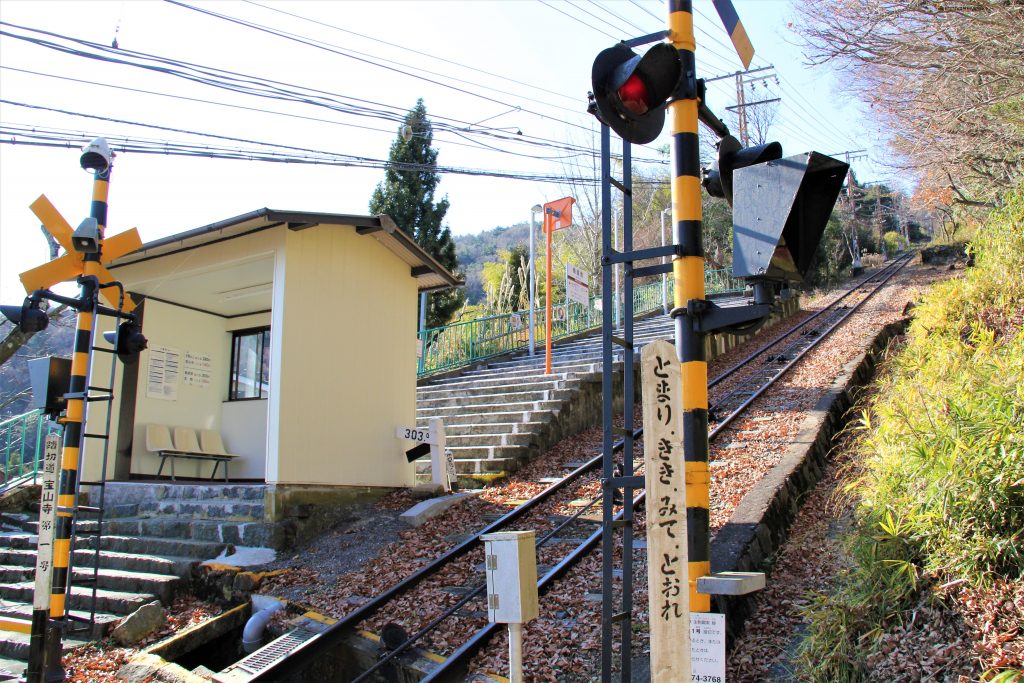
xmin=667 ymin=0 xmax=712 ymax=615
xmin=43 ymin=167 xmax=112 ymax=681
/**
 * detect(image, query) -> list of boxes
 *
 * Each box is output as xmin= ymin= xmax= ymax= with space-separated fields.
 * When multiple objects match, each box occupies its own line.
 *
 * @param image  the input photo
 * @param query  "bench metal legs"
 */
xmin=157 ymin=455 xmax=227 ymax=482
xmin=156 ymin=455 xmax=177 ymax=481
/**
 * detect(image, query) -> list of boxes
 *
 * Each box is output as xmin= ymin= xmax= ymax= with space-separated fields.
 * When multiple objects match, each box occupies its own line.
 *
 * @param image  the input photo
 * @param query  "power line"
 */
xmin=162 ymin=1 xmax=598 ymax=133
xmin=0 ymin=123 xmax=601 ymax=184
xmin=0 ymin=23 xmax=613 ymax=159
xmin=536 ymin=0 xmax=620 ymax=40
xmin=588 ymin=0 xmax=649 ymax=35
xmin=241 ymin=0 xmax=580 ymax=105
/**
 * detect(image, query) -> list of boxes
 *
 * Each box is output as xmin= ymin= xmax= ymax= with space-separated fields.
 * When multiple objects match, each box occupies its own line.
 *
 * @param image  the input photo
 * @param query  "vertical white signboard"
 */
xmin=640 ymin=339 xmax=690 ymax=681
xmin=33 ymin=433 xmax=61 ymax=610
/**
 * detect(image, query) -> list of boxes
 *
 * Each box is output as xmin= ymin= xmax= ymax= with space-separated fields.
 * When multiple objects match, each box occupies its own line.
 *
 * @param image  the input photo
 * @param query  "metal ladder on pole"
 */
xmin=61 ymin=280 xmax=127 ymax=636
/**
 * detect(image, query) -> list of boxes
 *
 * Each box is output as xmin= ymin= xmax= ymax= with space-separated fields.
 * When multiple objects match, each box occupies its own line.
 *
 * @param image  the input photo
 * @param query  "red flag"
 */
xmin=544 ymin=196 xmax=575 ymax=232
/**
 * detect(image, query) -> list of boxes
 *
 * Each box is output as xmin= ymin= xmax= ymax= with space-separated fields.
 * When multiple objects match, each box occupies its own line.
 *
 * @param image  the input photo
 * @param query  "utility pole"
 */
xmin=835 ymin=149 xmax=867 ymax=272
xmin=705 ymin=66 xmax=776 ymax=145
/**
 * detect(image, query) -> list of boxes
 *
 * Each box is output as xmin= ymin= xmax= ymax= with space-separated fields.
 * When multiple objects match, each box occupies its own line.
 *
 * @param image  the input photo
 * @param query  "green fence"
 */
xmin=0 ymin=409 xmax=60 ymax=494
xmin=417 ymin=268 xmax=744 ymax=377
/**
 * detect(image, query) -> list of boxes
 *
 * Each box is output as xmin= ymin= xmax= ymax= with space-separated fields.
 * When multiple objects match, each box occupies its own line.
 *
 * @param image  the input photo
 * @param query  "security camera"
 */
xmin=80 ymin=137 xmax=113 ymax=173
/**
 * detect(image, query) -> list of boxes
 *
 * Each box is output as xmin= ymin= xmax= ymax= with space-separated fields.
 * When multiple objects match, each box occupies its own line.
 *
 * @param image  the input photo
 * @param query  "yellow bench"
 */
xmin=145 ymin=424 xmax=240 ymax=482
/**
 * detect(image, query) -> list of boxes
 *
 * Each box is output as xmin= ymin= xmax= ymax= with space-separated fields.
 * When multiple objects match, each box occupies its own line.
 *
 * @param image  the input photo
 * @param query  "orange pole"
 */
xmin=545 ymin=211 xmax=553 ymax=375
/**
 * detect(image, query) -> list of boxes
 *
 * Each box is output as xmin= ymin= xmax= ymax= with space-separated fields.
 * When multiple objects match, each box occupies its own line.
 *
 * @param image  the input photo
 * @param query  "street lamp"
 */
xmin=528 ymin=204 xmax=543 ymax=356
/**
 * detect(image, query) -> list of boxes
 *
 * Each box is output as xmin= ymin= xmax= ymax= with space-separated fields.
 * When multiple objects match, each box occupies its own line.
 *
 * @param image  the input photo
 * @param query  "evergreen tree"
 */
xmin=369 ymin=99 xmax=464 ymax=328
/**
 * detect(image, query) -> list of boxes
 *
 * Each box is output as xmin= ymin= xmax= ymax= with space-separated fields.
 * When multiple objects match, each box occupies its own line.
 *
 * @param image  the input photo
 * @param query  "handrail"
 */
xmin=417 ymin=268 xmax=744 ymax=378
xmin=0 ymin=409 xmax=60 ymax=495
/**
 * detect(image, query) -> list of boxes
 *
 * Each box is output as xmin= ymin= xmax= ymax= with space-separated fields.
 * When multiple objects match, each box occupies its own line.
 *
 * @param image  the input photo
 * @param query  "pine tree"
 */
xmin=369 ymin=99 xmax=464 ymax=328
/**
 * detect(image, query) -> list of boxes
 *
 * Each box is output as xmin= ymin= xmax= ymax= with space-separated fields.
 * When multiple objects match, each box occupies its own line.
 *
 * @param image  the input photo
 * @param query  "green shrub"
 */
xmin=796 ymin=187 xmax=1024 ymax=679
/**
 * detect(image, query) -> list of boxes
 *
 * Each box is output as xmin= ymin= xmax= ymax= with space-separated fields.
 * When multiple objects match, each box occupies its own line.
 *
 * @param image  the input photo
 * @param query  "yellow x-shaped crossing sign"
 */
xmin=19 ymin=195 xmax=142 ymax=312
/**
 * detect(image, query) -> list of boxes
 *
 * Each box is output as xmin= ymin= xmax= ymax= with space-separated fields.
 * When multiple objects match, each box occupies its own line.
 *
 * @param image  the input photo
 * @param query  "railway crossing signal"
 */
xmin=103 ymin=320 xmax=148 ymax=364
xmin=590 ymin=42 xmax=681 ymax=145
xmin=588 ymin=0 xmax=851 ymax=680
xmin=0 ymin=296 xmax=49 ymax=333
xmin=4 ymin=137 xmax=146 ymax=683
xmin=732 ymin=151 xmax=849 ymax=282
xmin=702 ymin=134 xmax=783 ymax=206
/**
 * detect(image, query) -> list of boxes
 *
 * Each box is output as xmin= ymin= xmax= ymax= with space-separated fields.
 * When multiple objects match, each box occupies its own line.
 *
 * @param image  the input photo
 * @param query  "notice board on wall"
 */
xmin=146 ymin=345 xmax=180 ymax=401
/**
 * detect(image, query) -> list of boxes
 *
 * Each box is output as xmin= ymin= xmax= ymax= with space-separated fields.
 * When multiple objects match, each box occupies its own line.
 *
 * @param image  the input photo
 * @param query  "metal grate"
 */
xmin=235 ymin=627 xmax=318 ymax=674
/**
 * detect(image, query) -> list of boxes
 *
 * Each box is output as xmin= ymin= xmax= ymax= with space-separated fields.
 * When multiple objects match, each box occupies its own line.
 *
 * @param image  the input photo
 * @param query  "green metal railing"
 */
xmin=417 ymin=268 xmax=744 ymax=377
xmin=0 ymin=409 xmax=60 ymax=494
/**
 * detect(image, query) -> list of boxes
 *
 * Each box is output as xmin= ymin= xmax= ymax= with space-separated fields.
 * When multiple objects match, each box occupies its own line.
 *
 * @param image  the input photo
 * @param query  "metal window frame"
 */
xmin=228 ymin=326 xmax=271 ymax=401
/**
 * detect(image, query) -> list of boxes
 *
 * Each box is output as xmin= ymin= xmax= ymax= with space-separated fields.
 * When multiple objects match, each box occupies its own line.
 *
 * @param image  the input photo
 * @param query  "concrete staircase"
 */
xmin=415 ymin=312 xmax=677 ymax=485
xmin=0 ymin=483 xmax=270 ymax=677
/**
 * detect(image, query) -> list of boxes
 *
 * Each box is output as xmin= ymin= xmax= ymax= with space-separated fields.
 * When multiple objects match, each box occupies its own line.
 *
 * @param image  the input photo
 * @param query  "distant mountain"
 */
xmin=453 ymin=221 xmax=531 ymax=304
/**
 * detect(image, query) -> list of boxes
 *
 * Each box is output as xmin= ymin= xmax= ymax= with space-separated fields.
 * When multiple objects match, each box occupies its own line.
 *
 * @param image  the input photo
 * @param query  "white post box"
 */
xmin=482 ymin=530 xmax=538 ymax=683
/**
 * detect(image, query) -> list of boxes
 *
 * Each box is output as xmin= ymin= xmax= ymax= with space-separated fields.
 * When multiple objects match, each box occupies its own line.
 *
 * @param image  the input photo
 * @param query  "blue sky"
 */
xmin=0 ymin=0 xmax=888 ymax=304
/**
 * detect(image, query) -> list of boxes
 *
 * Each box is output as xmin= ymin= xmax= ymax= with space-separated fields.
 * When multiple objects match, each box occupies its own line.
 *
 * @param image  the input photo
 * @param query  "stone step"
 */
xmin=445 ymin=432 xmax=534 ymax=449
xmin=103 ymin=518 xmax=276 ymax=547
xmin=417 ymin=411 xmax=553 ymax=428
xmin=443 ymin=444 xmax=530 ymax=464
xmin=454 ymin=359 xmax=602 ymax=381
xmin=0 ymin=582 xmax=154 ymax=616
xmin=80 ymin=534 xmax=226 ymax=560
xmin=0 ymin=515 xmax=33 ymax=534
xmin=0 ymin=565 xmax=178 ymax=604
xmin=0 ymin=598 xmax=121 ymax=637
xmin=426 ymin=421 xmax=549 ymax=437
xmin=420 ymin=372 xmax=572 ymax=391
xmin=415 ymin=454 xmax=522 ymax=476
xmin=417 ymin=400 xmax=564 ymax=419
xmin=418 ymin=376 xmax=577 ymax=396
xmin=416 ymin=388 xmax=574 ymax=410
xmin=0 ymin=547 xmax=194 ymax=578
xmin=0 ymin=631 xmax=93 ymax=661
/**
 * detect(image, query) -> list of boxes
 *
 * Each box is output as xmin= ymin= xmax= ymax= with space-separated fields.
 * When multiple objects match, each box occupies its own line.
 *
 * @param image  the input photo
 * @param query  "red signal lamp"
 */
xmin=617 ymin=74 xmax=651 ymax=115
xmin=591 ymin=43 xmax=681 ymax=144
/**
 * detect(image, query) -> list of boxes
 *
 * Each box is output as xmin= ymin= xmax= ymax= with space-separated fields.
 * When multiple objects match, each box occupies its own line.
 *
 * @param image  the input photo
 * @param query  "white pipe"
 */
xmin=242 ymin=595 xmax=285 ymax=653
xmin=508 ymin=622 xmax=524 ymax=683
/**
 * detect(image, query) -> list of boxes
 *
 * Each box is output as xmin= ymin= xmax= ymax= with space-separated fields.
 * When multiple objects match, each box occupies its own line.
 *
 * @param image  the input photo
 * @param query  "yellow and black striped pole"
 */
xmin=45 ymin=166 xmax=110 ymax=673
xmin=667 ymin=0 xmax=711 ymax=614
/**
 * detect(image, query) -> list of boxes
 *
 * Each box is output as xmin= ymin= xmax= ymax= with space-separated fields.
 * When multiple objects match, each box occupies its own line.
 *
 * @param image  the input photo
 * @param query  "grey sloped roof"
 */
xmin=108 ymin=208 xmax=462 ymax=293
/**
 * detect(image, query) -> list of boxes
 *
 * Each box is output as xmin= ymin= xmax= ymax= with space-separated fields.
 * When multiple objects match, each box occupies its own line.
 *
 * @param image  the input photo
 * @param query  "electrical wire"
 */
xmin=0 ymin=122 xmax=600 ymax=184
xmin=536 ymin=0 xmax=620 ymax=40
xmin=241 ymin=0 xmax=580 ymax=105
xmin=161 ymin=1 xmax=598 ymax=133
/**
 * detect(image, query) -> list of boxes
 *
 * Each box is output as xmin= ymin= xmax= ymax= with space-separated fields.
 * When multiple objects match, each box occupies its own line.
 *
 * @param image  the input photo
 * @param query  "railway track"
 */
xmin=251 ymin=255 xmax=913 ymax=682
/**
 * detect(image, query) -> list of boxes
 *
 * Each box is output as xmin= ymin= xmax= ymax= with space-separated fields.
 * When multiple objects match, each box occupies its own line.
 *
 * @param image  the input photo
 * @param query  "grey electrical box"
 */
xmin=481 ymin=530 xmax=539 ymax=624
xmin=732 ymin=151 xmax=848 ymax=282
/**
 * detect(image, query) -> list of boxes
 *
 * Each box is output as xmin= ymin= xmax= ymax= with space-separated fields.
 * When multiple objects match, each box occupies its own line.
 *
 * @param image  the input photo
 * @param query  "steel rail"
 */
xmin=256 ymin=255 xmax=913 ymax=681
xmin=708 ymin=254 xmax=912 ymax=438
xmin=422 ymin=255 xmax=913 ymax=680
xmin=252 ymin=426 xmax=640 ymax=681
xmin=709 ymin=256 xmax=911 ymax=389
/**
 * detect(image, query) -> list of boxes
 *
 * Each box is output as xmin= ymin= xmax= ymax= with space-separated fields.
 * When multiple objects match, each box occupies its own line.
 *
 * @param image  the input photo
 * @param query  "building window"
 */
xmin=229 ymin=327 xmax=270 ymax=400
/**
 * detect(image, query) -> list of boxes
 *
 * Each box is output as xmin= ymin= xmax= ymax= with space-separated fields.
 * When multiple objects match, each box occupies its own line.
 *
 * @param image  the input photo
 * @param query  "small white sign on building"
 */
xmin=147 ymin=345 xmax=180 ymax=400
xmin=565 ymin=263 xmax=589 ymax=307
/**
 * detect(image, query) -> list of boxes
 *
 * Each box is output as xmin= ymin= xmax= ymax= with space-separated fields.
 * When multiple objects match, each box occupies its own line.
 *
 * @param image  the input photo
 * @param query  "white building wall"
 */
xmin=271 ymin=226 xmax=417 ymax=487
xmin=127 ymin=299 xmax=238 ymax=478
